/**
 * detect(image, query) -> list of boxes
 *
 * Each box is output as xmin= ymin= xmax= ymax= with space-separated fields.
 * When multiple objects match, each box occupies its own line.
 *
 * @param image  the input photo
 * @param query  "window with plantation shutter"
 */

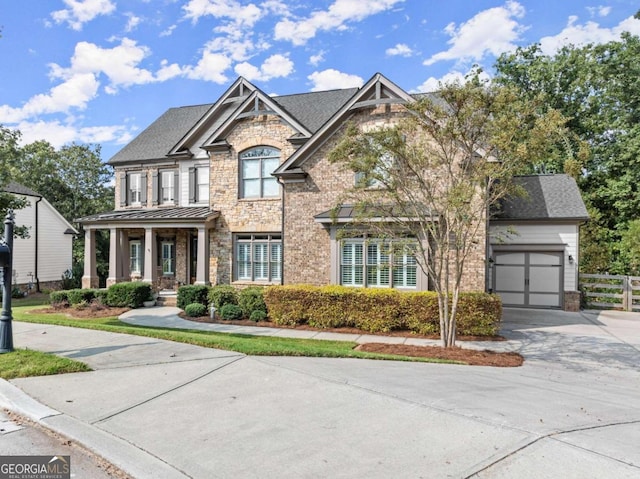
xmin=341 ymin=238 xmax=417 ymax=289
xmin=234 ymin=234 xmax=282 ymax=282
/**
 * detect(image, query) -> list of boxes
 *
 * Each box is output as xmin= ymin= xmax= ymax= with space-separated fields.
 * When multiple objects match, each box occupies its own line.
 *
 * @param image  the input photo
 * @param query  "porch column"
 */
xmin=195 ymin=227 xmax=210 ymax=285
xmin=107 ymin=227 xmax=123 ymax=286
xmin=81 ymin=228 xmax=99 ymax=288
xmin=121 ymin=231 xmax=130 ymax=281
xmin=143 ymin=227 xmax=157 ymax=285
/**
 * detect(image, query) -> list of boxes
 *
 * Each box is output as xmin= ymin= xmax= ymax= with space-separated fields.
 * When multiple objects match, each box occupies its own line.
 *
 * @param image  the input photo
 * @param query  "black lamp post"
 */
xmin=0 ymin=211 xmax=14 ymax=354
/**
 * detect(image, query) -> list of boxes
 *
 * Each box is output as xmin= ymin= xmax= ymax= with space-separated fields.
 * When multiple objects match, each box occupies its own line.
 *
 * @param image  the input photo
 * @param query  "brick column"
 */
xmin=195 ymin=227 xmax=210 ymax=285
xmin=81 ymin=228 xmax=99 ymax=288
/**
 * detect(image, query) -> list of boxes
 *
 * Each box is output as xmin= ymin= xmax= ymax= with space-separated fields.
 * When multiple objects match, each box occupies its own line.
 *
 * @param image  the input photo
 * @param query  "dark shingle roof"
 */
xmin=273 ymin=88 xmax=358 ymax=133
xmin=3 ymin=181 xmax=41 ymax=197
xmin=76 ymin=207 xmax=219 ymax=223
xmin=109 ymin=104 xmax=213 ymax=165
xmin=495 ymin=174 xmax=589 ymax=221
xmin=108 ymin=85 xmax=358 ymax=165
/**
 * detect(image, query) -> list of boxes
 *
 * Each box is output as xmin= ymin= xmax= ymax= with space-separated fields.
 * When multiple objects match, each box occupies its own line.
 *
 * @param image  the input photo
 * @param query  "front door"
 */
xmin=493 ymin=251 xmax=563 ymax=308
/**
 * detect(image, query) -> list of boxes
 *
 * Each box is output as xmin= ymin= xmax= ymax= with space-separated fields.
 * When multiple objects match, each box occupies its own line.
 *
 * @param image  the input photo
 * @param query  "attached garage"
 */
xmin=493 ymin=249 xmax=563 ymax=308
xmin=489 ymin=175 xmax=589 ymax=311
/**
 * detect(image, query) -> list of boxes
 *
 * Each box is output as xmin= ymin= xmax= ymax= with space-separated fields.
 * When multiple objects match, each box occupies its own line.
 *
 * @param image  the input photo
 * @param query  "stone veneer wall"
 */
xmin=283 ymin=103 xmax=487 ymax=292
xmin=207 ymin=114 xmax=297 ymax=285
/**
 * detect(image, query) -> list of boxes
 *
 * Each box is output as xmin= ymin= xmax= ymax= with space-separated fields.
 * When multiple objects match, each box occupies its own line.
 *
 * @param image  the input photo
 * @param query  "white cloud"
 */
xmin=205 ymin=36 xmax=257 ymax=62
xmin=124 ymin=13 xmax=141 ymax=32
xmin=413 ymin=69 xmax=491 ymax=93
xmin=13 ymin=119 xmax=132 ymax=149
xmin=51 ymin=0 xmax=116 ymax=31
xmin=182 ymin=0 xmax=261 ymax=27
xmin=184 ymin=51 xmax=233 ymax=83
xmin=160 ymin=24 xmax=177 ymax=37
xmin=274 ymin=0 xmax=405 ymax=46
xmin=0 ymin=73 xmax=99 ymax=123
xmin=539 ymin=14 xmax=640 ymax=55
xmin=587 ymin=6 xmax=612 ymax=18
xmin=424 ymin=1 xmax=526 ymax=66
xmin=50 ymin=38 xmax=156 ymax=91
xmin=386 ymin=43 xmax=413 ymax=57
xmin=308 ymin=69 xmax=364 ymax=91
xmin=234 ymin=54 xmax=294 ymax=81
xmin=156 ymin=60 xmax=184 ymax=82
xmin=309 ymin=51 xmax=325 ymax=66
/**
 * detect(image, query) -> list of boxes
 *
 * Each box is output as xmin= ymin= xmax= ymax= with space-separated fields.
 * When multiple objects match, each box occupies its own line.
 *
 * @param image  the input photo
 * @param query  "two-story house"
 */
xmin=78 ymin=73 xmax=588 ymax=310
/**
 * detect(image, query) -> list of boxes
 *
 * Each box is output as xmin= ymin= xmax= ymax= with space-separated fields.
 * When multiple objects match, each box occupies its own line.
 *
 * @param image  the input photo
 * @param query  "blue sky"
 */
xmin=1 ymin=0 xmax=639 ymax=162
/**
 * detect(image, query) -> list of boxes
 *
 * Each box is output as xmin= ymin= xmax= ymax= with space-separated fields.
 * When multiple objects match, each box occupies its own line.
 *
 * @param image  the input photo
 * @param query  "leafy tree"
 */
xmin=6 ymin=136 xmax=114 ymax=285
xmin=329 ymin=76 xmax=571 ymax=347
xmin=495 ymin=33 xmax=640 ymax=273
xmin=0 ymin=126 xmax=29 ymax=237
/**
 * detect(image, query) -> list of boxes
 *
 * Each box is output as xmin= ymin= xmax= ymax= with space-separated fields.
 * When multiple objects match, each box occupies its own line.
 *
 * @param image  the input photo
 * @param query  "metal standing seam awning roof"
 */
xmin=76 ymin=207 xmax=220 ymax=227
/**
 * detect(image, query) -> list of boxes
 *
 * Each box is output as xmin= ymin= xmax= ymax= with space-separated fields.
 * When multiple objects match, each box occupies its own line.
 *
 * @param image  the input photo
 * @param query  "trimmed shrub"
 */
xmin=184 ymin=302 xmax=208 ymax=317
xmin=177 ymin=285 xmax=210 ymax=309
xmin=208 ymin=285 xmax=238 ymax=308
xmin=219 ymin=303 xmax=243 ymax=320
xmin=67 ymin=289 xmax=98 ymax=305
xmin=249 ymin=309 xmax=267 ymax=322
xmin=264 ymin=285 xmax=502 ymax=336
xmin=94 ymin=289 xmax=108 ymax=305
xmin=50 ymin=290 xmax=69 ymax=305
xmin=106 ymin=282 xmax=152 ymax=308
xmin=238 ymin=287 xmax=267 ymax=318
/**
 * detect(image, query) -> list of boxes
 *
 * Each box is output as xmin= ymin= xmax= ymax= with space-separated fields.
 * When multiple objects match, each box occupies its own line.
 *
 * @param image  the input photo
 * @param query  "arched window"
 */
xmin=240 ymin=146 xmax=280 ymax=198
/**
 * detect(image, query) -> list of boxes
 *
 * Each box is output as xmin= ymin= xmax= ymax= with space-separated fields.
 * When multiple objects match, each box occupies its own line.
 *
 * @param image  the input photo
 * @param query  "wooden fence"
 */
xmin=579 ymin=274 xmax=640 ymax=311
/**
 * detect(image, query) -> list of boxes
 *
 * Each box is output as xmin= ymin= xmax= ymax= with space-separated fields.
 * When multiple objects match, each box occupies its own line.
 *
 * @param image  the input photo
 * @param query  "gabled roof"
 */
xmin=108 ymin=77 xmax=360 ymax=165
xmin=273 ymin=73 xmax=414 ymax=178
xmin=109 ymin=104 xmax=212 ymax=164
xmin=3 ymin=181 xmax=41 ymax=197
xmin=494 ymin=174 xmax=589 ymax=222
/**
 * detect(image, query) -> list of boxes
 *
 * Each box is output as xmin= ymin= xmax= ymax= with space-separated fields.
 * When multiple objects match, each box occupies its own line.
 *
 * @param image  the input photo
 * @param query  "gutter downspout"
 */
xmin=278 ymin=177 xmax=285 ymax=285
xmin=34 ymin=196 xmax=43 ymax=292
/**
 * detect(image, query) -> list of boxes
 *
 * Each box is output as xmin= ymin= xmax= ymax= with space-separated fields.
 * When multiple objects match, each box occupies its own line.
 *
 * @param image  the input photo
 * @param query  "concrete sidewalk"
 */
xmin=1 ymin=308 xmax=639 ymax=478
xmin=119 ymin=306 xmax=515 ymax=351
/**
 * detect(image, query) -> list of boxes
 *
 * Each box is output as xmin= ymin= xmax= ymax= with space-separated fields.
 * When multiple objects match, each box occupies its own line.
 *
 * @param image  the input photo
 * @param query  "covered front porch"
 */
xmin=78 ymin=207 xmax=219 ymax=290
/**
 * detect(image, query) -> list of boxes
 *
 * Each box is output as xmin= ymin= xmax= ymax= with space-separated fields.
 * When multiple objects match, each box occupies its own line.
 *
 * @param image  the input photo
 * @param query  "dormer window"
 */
xmin=240 ymin=146 xmax=280 ymax=198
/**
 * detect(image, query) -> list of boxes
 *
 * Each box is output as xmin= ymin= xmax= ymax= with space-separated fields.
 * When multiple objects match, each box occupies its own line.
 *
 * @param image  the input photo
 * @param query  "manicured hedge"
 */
xmin=263 ymin=285 xmax=502 ymax=336
xmin=50 ymin=290 xmax=69 ymax=305
xmin=208 ymin=285 xmax=238 ymax=308
xmin=177 ymin=285 xmax=210 ymax=309
xmin=238 ymin=287 xmax=267 ymax=318
xmin=184 ymin=303 xmax=208 ymax=317
xmin=106 ymin=282 xmax=152 ymax=308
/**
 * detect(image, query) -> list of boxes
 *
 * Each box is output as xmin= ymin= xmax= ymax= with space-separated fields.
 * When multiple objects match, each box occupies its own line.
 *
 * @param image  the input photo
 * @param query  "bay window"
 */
xmin=235 ymin=234 xmax=282 ymax=282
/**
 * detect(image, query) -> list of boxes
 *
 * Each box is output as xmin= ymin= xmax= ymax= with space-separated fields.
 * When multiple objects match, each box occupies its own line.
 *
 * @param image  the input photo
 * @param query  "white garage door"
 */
xmin=493 ymin=251 xmax=563 ymax=308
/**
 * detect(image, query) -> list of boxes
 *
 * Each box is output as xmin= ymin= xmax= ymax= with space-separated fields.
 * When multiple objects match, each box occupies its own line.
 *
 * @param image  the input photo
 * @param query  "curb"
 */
xmin=0 ymin=379 xmax=188 ymax=479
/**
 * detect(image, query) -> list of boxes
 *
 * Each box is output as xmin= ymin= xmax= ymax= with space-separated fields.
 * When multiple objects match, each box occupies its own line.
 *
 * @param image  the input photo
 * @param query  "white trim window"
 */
xmin=161 ymin=241 xmax=175 ymax=275
xmin=235 ymin=234 xmax=282 ymax=282
xmin=161 ymin=170 xmax=175 ymax=205
xmin=129 ymin=240 xmax=142 ymax=275
xmin=240 ymin=146 xmax=280 ymax=198
xmin=341 ymin=238 xmax=417 ymax=289
xmin=129 ymin=173 xmax=142 ymax=206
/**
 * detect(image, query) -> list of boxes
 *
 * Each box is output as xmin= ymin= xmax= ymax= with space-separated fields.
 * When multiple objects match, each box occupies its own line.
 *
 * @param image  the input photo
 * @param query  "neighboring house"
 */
xmin=78 ymin=73 xmax=588 ymax=310
xmin=3 ymin=182 xmax=78 ymax=291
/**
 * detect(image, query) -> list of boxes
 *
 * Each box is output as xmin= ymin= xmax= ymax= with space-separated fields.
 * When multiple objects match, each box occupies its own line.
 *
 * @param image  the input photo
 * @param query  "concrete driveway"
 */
xmin=2 ymin=308 xmax=639 ymax=478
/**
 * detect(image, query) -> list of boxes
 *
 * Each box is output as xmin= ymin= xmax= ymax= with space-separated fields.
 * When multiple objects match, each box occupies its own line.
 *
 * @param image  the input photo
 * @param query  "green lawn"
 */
xmin=12 ymin=305 xmax=458 ymax=364
xmin=0 ymin=348 xmax=91 ymax=379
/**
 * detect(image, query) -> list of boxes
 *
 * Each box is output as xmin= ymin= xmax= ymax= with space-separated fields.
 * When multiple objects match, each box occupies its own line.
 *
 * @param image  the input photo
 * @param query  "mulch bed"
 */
xmin=37 ymin=305 xmax=130 ymax=319
xmin=356 ymin=343 xmax=523 ymax=367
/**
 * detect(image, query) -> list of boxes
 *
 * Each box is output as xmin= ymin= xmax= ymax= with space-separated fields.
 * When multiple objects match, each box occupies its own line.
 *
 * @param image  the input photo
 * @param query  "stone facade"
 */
xmin=207 ymin=114 xmax=296 ymax=285
xmin=564 ymin=291 xmax=581 ymax=312
xmin=283 ymin=103 xmax=487 ymax=292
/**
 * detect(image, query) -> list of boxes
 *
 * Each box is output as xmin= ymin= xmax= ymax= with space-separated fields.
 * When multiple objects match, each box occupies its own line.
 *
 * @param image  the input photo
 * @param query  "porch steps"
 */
xmin=156 ymin=290 xmax=177 ymax=307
